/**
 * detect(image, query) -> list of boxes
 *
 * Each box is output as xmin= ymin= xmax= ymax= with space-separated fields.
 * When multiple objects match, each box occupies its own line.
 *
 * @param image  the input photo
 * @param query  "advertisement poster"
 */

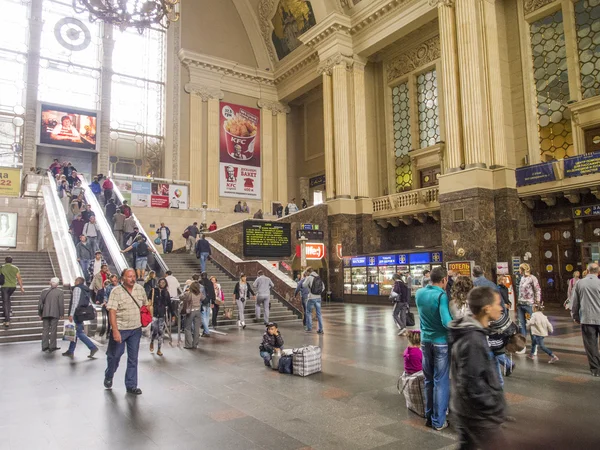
xmin=131 ymin=181 xmax=151 ymax=207
xmin=0 ymin=212 xmax=17 ymax=248
xmin=0 ymin=167 xmax=21 ymax=197
xmin=151 ymin=183 xmax=169 ymax=208
xmin=219 ymin=102 xmax=261 ymax=199
xmin=114 ymin=179 xmax=132 ymax=203
xmin=168 ymin=184 xmax=188 ymax=210
xmin=447 ymin=261 xmax=475 ymax=277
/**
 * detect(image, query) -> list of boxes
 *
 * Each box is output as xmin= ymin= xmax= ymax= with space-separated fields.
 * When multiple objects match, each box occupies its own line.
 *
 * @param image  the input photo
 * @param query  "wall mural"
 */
xmin=271 ymin=0 xmax=317 ymax=60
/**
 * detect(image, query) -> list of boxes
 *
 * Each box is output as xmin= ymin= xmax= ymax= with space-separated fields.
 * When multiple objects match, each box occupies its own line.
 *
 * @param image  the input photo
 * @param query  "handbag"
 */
xmin=147 ymin=288 xmax=155 ymax=316
xmin=154 ymin=237 xmax=161 ymax=245
xmin=124 ymin=288 xmax=152 ymax=327
xmin=75 ymin=303 xmax=96 ymax=322
xmin=182 ymin=229 xmax=190 ymax=239
xmin=406 ymin=309 xmax=415 ymax=327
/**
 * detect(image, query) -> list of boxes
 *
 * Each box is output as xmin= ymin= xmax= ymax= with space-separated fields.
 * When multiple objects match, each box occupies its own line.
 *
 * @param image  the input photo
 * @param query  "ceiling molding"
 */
xmin=231 ymin=0 xmax=274 ymax=71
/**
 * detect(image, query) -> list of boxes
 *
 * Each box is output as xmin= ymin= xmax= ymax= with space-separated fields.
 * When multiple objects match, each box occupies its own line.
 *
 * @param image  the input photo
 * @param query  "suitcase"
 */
xmin=165 ymin=239 xmax=173 ymax=253
xmin=292 ymin=345 xmax=322 ymax=377
xmin=398 ymin=371 xmax=425 ymax=417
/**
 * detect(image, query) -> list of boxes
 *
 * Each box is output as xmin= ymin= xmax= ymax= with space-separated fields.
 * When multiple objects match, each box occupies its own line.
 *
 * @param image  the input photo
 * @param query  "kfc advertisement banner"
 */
xmin=219 ymin=102 xmax=261 ymax=199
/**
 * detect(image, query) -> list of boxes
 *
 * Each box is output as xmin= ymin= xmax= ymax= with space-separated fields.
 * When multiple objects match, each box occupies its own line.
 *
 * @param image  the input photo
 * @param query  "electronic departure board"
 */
xmin=243 ymin=221 xmax=292 ymax=257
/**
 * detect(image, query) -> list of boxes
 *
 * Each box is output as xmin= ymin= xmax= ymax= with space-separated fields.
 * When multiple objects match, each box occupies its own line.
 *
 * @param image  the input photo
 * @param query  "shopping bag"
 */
xmin=224 ymin=307 xmax=233 ymax=320
xmin=63 ymin=321 xmax=76 ymax=342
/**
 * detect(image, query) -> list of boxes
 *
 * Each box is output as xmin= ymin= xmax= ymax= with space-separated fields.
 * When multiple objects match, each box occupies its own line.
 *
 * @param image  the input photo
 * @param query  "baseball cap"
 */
xmin=265 ymin=322 xmax=278 ymax=328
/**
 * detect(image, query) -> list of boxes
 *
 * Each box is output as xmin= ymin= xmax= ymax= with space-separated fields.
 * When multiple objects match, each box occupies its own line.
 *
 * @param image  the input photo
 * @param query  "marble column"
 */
xmin=277 ymin=109 xmax=289 ymax=203
xmin=206 ymin=96 xmax=222 ymax=209
xmin=353 ymin=59 xmax=369 ymax=198
xmin=435 ymin=0 xmax=464 ymax=171
xmin=98 ymin=26 xmax=114 ymax=175
xmin=22 ymin=0 xmax=43 ymax=170
xmin=188 ymin=88 xmax=205 ymax=209
xmin=455 ymin=0 xmax=491 ymax=168
xmin=332 ymin=59 xmax=353 ymax=199
xmin=258 ymin=102 xmax=274 ymax=213
xmin=321 ymin=71 xmax=336 ymax=200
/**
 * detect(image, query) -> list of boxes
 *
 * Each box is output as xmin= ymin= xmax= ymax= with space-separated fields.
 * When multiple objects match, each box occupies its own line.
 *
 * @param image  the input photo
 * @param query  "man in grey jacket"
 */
xmin=253 ymin=270 xmax=274 ymax=325
xmin=304 ymin=267 xmax=324 ymax=334
xmin=38 ymin=277 xmax=64 ymax=352
xmin=113 ymin=209 xmax=126 ymax=246
xmin=76 ymin=235 xmax=94 ymax=282
xmin=571 ymin=262 xmax=600 ymax=377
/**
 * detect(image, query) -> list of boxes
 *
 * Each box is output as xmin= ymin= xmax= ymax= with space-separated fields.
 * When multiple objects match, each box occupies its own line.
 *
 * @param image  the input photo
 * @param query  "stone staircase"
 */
xmin=161 ymin=253 xmax=300 ymax=327
xmin=0 ymin=251 xmax=71 ymax=344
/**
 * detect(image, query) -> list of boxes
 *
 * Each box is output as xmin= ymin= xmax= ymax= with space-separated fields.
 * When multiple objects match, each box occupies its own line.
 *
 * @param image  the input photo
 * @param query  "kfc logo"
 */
xmin=225 ymin=165 xmax=238 ymax=182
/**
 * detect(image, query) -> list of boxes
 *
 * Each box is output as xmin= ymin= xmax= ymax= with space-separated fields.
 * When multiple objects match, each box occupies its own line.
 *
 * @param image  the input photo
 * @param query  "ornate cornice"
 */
xmin=302 ymin=22 xmax=352 ymax=49
xmin=350 ymin=0 xmax=412 ymax=35
xmin=258 ymin=0 xmax=278 ymax=65
xmin=428 ymin=0 xmax=454 ymax=7
xmin=317 ymin=53 xmax=355 ymax=75
xmin=523 ymin=0 xmax=556 ymax=15
xmin=274 ymin=51 xmax=319 ymax=84
xmin=257 ymin=99 xmax=290 ymax=114
xmin=184 ymin=84 xmax=224 ymax=101
xmin=386 ymin=35 xmax=441 ymax=82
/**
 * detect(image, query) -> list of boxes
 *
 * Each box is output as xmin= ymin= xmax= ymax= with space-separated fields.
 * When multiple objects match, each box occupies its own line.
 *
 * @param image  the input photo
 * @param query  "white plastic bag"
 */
xmin=63 ymin=321 xmax=76 ymax=342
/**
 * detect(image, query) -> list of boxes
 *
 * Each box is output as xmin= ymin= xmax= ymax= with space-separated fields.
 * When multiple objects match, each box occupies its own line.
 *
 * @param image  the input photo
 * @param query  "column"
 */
xmin=436 ymin=0 xmax=464 ymax=171
xmin=455 ymin=0 xmax=491 ymax=168
xmin=22 ymin=0 xmax=43 ymax=170
xmin=188 ymin=89 xmax=205 ymax=208
xmin=206 ymin=97 xmax=221 ymax=209
xmin=353 ymin=59 xmax=369 ymax=198
xmin=259 ymin=102 xmax=274 ymax=213
xmin=332 ymin=60 xmax=353 ymax=198
xmin=277 ymin=109 xmax=289 ymax=203
xmin=99 ymin=26 xmax=114 ymax=175
xmin=322 ymin=70 xmax=336 ymax=200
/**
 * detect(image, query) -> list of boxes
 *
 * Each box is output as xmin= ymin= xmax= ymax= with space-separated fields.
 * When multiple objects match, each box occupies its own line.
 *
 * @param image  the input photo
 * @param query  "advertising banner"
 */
xmin=573 ymin=204 xmax=600 ymax=218
xmin=0 ymin=167 xmax=21 ymax=197
xmin=151 ymin=183 xmax=169 ymax=208
xmin=564 ymin=152 xmax=600 ymax=178
xmin=447 ymin=261 xmax=475 ymax=277
xmin=0 ymin=212 xmax=18 ymax=247
xmin=169 ymin=184 xmax=188 ymax=210
xmin=131 ymin=181 xmax=151 ymax=207
xmin=114 ymin=179 xmax=131 ymax=203
xmin=515 ymin=162 xmax=556 ymax=187
xmin=219 ymin=102 xmax=261 ymax=199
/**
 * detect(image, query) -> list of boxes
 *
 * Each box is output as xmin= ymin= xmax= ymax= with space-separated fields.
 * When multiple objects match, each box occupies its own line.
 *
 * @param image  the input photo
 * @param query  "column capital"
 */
xmin=429 ymin=0 xmax=455 ymax=7
xmin=185 ymin=83 xmax=224 ymax=101
xmin=257 ymin=100 xmax=290 ymax=115
xmin=317 ymin=53 xmax=355 ymax=75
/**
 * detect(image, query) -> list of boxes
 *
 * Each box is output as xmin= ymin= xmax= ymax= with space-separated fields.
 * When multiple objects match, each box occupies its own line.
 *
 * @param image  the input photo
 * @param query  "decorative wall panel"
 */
xmin=391 ymin=82 xmax=412 ymax=192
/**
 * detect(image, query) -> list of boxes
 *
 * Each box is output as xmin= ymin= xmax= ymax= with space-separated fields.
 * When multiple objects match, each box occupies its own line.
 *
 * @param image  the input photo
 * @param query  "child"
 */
xmin=527 ymin=304 xmax=559 ymax=363
xmin=404 ymin=330 xmax=423 ymax=374
xmin=449 ymin=286 xmax=507 ymax=448
xmin=259 ymin=322 xmax=284 ymax=367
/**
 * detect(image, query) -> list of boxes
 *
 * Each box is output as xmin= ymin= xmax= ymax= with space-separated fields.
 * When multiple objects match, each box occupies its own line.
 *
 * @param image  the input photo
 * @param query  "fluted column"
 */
xmin=99 ymin=26 xmax=114 ymax=175
xmin=455 ymin=0 xmax=491 ymax=168
xmin=207 ymin=97 xmax=222 ymax=209
xmin=277 ymin=110 xmax=288 ymax=203
xmin=258 ymin=102 xmax=274 ymax=213
xmin=322 ymin=71 xmax=335 ymax=200
xmin=435 ymin=0 xmax=463 ymax=171
xmin=188 ymin=90 xmax=204 ymax=208
xmin=332 ymin=59 xmax=353 ymax=199
xmin=353 ymin=59 xmax=369 ymax=198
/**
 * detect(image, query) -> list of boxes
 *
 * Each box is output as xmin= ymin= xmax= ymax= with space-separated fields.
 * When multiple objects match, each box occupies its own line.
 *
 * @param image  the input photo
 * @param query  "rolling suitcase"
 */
xmin=165 ymin=239 xmax=173 ymax=253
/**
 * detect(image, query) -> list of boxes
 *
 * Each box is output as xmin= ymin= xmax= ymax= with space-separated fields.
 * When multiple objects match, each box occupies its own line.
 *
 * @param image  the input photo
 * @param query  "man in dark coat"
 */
xmin=38 ymin=277 xmax=65 ymax=352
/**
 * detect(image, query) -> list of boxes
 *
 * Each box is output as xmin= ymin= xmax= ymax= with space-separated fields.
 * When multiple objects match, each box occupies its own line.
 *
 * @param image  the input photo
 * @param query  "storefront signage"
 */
xmin=296 ymin=229 xmax=324 ymax=240
xmin=431 ymin=252 xmax=442 ymax=263
xmin=351 ymin=256 xmax=367 ymax=266
xmin=515 ymin=162 xmax=556 ymax=187
xmin=377 ymin=255 xmax=397 ymax=265
xmin=295 ymin=243 xmax=325 ymax=260
xmin=309 ymin=174 xmax=325 ymax=188
xmin=409 ymin=252 xmax=431 ymax=264
xmin=573 ymin=204 xmax=600 ymax=218
xmin=0 ymin=167 xmax=21 ymax=197
xmin=564 ymin=152 xmax=600 ymax=178
xmin=447 ymin=261 xmax=474 ymax=277
xmin=367 ymin=256 xmax=377 ymax=266
xmin=511 ymin=256 xmax=521 ymax=274
xmin=243 ymin=221 xmax=291 ymax=257
xmin=336 ymin=244 xmax=343 ymax=260
xmin=397 ymin=254 xmax=408 ymax=264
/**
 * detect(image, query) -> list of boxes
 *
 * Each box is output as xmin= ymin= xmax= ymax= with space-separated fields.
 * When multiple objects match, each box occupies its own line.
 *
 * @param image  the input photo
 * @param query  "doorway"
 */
xmin=537 ymin=225 xmax=576 ymax=305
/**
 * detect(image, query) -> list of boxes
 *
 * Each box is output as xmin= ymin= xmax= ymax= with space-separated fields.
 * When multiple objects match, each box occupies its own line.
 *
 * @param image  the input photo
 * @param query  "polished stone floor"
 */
xmin=0 ymin=304 xmax=599 ymax=450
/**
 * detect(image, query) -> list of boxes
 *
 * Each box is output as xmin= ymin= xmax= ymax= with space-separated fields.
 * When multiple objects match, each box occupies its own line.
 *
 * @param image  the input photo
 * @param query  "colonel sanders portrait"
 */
xmin=225 ymin=165 xmax=236 ymax=182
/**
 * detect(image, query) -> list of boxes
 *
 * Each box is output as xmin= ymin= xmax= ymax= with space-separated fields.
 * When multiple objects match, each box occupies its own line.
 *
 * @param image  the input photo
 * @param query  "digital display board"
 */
xmin=296 ymin=229 xmax=325 ymax=240
xmin=409 ymin=252 xmax=431 ymax=264
xmin=243 ymin=221 xmax=291 ymax=257
xmin=38 ymin=103 xmax=98 ymax=151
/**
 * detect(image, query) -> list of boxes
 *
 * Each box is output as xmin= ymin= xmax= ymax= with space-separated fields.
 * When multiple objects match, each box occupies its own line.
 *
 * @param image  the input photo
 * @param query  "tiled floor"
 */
xmin=0 ymin=304 xmax=599 ymax=449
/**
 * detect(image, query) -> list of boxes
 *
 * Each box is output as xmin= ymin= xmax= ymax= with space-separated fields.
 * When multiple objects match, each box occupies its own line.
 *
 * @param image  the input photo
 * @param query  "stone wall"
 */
xmin=0 ymin=197 xmax=41 ymax=252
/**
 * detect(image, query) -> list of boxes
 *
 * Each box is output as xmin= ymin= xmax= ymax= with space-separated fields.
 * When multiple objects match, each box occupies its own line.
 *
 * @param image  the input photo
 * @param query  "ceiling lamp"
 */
xmin=72 ymin=0 xmax=180 ymax=33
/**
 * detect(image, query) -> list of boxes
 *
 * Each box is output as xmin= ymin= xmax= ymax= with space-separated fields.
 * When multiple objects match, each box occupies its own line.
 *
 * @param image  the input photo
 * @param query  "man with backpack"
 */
xmin=63 ymin=276 xmax=98 ymax=359
xmin=391 ymin=273 xmax=411 ymax=336
xmin=121 ymin=235 xmax=155 ymax=280
xmin=303 ymin=267 xmax=324 ymax=334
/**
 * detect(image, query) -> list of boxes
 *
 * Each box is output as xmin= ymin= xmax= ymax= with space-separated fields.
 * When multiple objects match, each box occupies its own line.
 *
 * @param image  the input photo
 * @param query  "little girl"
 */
xmin=527 ymin=304 xmax=559 ymax=363
xmin=404 ymin=330 xmax=423 ymax=374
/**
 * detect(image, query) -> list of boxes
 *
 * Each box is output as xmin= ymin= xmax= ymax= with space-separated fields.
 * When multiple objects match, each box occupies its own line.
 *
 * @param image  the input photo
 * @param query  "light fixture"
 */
xmin=72 ymin=0 xmax=180 ymax=33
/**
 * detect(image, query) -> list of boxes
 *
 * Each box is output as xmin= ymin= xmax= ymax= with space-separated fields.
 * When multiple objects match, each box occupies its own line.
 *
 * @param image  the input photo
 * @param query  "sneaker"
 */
xmin=62 ymin=351 xmax=73 ymax=358
xmin=433 ymin=421 xmax=449 ymax=431
xmin=505 ymin=364 xmax=515 ymax=377
xmin=549 ymin=355 xmax=559 ymax=364
xmin=425 ymin=420 xmax=432 ymax=428
xmin=150 ymin=342 xmax=154 ymax=353
xmin=305 ymin=329 xmax=312 ymax=333
xmin=397 ymin=328 xmax=406 ymax=336
xmin=591 ymin=370 xmax=600 ymax=377
xmin=126 ymin=387 xmax=142 ymax=395
xmin=157 ymin=349 xmax=163 ymax=356
xmin=103 ymin=378 xmax=113 ymax=390
xmin=533 ymin=349 xmax=538 ymax=356
xmin=516 ymin=348 xmax=526 ymax=355
xmin=317 ymin=330 xmax=324 ymax=335
xmin=242 ymin=322 xmax=246 ymax=329
xmin=237 ymin=320 xmax=241 ymax=327
xmin=264 ymin=358 xmax=271 ymax=367
xmin=201 ymin=333 xmax=211 ymax=338
xmin=3 ymin=322 xmax=9 ymax=327
xmin=88 ymin=348 xmax=98 ymax=359
xmin=527 ymin=354 xmax=535 ymax=360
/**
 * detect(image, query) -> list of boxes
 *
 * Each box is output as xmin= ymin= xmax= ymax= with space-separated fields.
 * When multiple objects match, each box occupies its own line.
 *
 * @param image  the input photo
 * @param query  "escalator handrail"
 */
xmin=44 ymin=172 xmax=84 ymax=286
xmin=111 ymin=180 xmax=169 ymax=276
xmin=78 ymin=175 xmax=129 ymax=274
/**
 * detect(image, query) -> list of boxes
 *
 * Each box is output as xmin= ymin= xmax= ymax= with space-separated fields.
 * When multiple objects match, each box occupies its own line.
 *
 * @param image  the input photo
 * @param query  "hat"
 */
xmin=95 ymin=250 xmax=102 ymax=254
xmin=265 ymin=322 xmax=278 ymax=328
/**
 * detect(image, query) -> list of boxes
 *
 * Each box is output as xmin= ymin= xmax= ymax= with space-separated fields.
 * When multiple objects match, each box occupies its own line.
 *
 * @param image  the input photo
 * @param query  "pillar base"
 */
xmin=335 ymin=195 xmax=352 ymax=199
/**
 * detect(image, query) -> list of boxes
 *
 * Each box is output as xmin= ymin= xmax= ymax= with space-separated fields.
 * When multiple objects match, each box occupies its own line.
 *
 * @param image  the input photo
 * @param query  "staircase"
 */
xmin=0 ymin=251 xmax=70 ymax=344
xmin=161 ymin=253 xmax=300 ymax=327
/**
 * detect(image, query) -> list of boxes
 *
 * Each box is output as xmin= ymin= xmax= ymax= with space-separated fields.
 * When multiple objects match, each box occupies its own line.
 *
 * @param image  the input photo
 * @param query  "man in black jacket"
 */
xmin=105 ymin=198 xmax=117 ymax=229
xmin=195 ymin=235 xmax=212 ymax=273
xmin=448 ymin=286 xmax=507 ymax=449
xmin=392 ymin=273 xmax=411 ymax=336
xmin=199 ymin=272 xmax=215 ymax=337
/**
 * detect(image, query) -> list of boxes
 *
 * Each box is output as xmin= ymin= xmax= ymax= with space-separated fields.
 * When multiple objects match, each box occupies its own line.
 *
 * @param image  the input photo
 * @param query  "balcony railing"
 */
xmin=372 ymin=186 xmax=440 ymax=220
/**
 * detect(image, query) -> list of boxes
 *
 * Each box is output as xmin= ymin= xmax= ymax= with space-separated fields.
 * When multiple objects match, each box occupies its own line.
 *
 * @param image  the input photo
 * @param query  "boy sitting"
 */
xmin=259 ymin=322 xmax=284 ymax=367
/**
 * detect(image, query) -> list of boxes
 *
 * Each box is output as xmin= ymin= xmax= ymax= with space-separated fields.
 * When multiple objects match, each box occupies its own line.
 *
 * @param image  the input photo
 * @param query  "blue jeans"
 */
xmin=301 ymin=296 xmax=308 ymax=326
xmin=162 ymin=239 xmax=168 ymax=253
xmin=260 ymin=350 xmax=271 ymax=363
xmin=517 ymin=304 xmax=533 ymax=337
xmin=87 ymin=236 xmax=99 ymax=253
xmin=531 ymin=335 xmax=554 ymax=357
xmin=201 ymin=304 xmax=210 ymax=334
xmin=105 ymin=327 xmax=142 ymax=389
xmin=421 ymin=342 xmax=450 ymax=428
xmin=68 ymin=322 xmax=98 ymax=353
xmin=79 ymin=259 xmax=92 ymax=282
xmin=306 ymin=298 xmax=323 ymax=332
xmin=200 ymin=252 xmax=209 ymax=273
xmin=493 ymin=353 xmax=513 ymax=388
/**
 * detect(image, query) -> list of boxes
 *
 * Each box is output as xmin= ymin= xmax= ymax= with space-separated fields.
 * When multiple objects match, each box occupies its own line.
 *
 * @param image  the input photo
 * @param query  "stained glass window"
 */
xmin=392 ymin=82 xmax=412 ymax=192
xmin=575 ymin=0 xmax=600 ymax=99
xmin=530 ymin=10 xmax=574 ymax=161
xmin=416 ymin=69 xmax=440 ymax=148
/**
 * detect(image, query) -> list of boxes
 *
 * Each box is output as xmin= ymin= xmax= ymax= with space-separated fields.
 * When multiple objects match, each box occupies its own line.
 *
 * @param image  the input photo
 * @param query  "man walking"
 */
xmin=156 ymin=222 xmax=171 ymax=254
xmin=195 ymin=234 xmax=212 ymax=273
xmin=39 ymin=277 xmax=64 ymax=352
xmin=104 ymin=268 xmax=145 ymax=394
xmin=113 ymin=208 xmax=125 ymax=246
xmin=83 ymin=215 xmax=100 ymax=253
xmin=1 ymin=257 xmax=24 ymax=326
xmin=63 ymin=277 xmax=98 ymax=359
xmin=105 ymin=198 xmax=117 ymax=229
xmin=472 ymin=265 xmax=498 ymax=290
xmin=253 ymin=270 xmax=274 ymax=325
xmin=294 ymin=271 xmax=310 ymax=330
xmin=415 ymin=266 xmax=452 ymax=431
xmin=76 ymin=235 xmax=94 ymax=283
xmin=184 ymin=222 xmax=200 ymax=253
xmin=571 ymin=263 xmax=600 ymax=377
xmin=102 ymin=176 xmax=114 ymax=204
xmin=391 ymin=273 xmax=411 ymax=336
xmin=199 ymin=272 xmax=215 ymax=337
xmin=304 ymin=267 xmax=324 ymax=334
xmin=121 ymin=235 xmax=155 ymax=280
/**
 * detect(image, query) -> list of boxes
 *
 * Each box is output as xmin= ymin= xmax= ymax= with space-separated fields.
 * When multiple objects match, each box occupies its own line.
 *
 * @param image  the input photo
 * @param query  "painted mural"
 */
xmin=271 ymin=0 xmax=316 ymax=60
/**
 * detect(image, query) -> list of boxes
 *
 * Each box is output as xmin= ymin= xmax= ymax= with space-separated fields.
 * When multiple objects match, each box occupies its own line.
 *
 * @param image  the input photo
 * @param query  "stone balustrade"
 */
xmin=372 ymin=186 xmax=440 ymax=225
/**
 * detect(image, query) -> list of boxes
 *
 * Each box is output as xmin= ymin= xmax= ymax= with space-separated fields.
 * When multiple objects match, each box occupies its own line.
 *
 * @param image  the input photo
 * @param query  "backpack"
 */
xmin=136 ymin=241 xmax=149 ymax=257
xmin=0 ymin=266 xmax=4 ymax=286
xmin=309 ymin=276 xmax=324 ymax=295
xmin=284 ymin=205 xmax=289 ymax=215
